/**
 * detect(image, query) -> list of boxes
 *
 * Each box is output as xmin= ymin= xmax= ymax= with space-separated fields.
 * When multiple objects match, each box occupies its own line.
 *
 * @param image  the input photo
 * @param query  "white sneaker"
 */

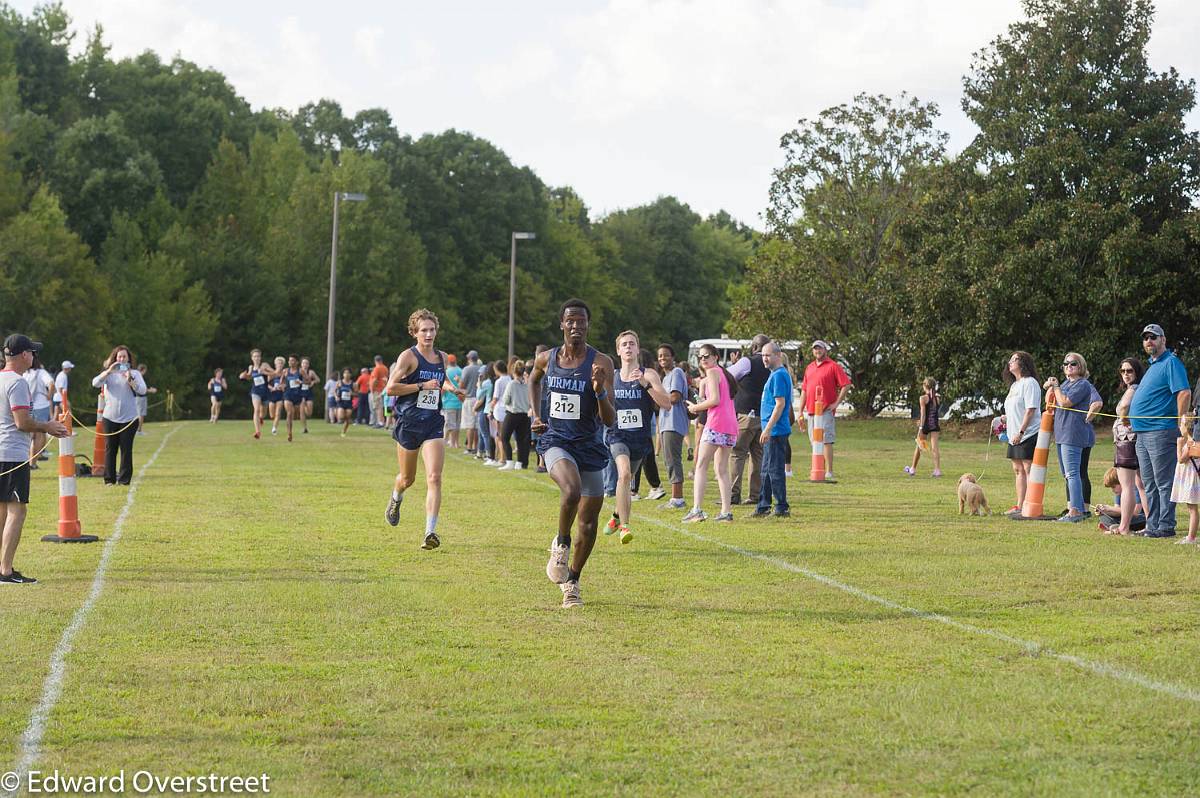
xmin=546 ymin=537 xmax=570 ymax=583
xmin=483 ymin=459 xmax=498 ymax=466
xmin=498 ymin=462 xmax=514 ymax=470
xmin=560 ymin=580 xmax=583 ymax=608
xmin=630 ymin=493 xmax=642 ymax=502
xmin=513 ymin=463 xmax=525 ymax=470
xmin=647 ymin=487 xmax=667 ymax=501
xmin=784 ymin=467 xmax=793 ymax=477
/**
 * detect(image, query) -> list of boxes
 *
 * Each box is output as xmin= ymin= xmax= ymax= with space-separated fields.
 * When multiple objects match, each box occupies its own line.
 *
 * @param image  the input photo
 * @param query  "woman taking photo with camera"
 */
xmin=92 ymin=345 xmax=147 ymax=486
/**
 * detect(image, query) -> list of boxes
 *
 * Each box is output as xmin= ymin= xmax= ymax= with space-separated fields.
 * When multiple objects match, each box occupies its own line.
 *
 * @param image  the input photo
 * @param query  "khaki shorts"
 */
xmin=806 ymin=410 xmax=836 ymax=444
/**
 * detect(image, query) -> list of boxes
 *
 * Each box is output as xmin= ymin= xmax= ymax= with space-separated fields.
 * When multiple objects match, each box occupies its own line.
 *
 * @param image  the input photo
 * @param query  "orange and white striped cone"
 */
xmin=809 ymin=385 xmax=827 ymax=482
xmin=91 ymin=388 xmax=107 ymax=478
xmin=43 ymin=389 xmax=98 ymax=543
xmin=1019 ymin=394 xmax=1057 ymax=520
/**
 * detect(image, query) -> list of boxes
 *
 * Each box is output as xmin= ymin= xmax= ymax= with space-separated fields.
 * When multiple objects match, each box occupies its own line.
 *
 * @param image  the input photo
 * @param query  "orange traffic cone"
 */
xmin=43 ymin=389 xmax=98 ymax=543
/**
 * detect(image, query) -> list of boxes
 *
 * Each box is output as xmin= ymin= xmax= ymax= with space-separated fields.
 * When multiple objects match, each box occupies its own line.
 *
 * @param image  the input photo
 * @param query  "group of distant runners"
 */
xmin=230 ymin=351 xmax=320 ymax=441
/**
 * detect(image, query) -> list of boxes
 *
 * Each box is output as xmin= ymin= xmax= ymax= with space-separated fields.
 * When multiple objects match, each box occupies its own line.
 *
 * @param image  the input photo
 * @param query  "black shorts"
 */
xmin=1006 ymin=434 xmax=1037 ymax=460
xmin=0 ymin=462 xmax=31 ymax=504
xmin=393 ymin=415 xmax=445 ymax=451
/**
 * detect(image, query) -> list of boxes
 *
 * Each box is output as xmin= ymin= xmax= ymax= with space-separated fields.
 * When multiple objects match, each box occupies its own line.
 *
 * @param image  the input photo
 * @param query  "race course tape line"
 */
xmin=503 ymin=464 xmax=1200 ymax=705
xmin=5 ymin=425 xmax=182 ymax=798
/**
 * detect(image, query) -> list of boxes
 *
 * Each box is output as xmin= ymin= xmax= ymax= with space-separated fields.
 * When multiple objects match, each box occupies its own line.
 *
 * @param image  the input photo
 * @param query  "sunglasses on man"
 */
xmin=1142 ymin=333 xmax=1159 ymax=341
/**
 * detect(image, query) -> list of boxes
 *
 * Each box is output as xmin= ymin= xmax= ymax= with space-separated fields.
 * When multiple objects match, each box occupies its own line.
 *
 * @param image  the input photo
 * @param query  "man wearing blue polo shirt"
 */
xmin=752 ymin=341 xmax=793 ymax=518
xmin=1130 ymin=324 xmax=1192 ymax=538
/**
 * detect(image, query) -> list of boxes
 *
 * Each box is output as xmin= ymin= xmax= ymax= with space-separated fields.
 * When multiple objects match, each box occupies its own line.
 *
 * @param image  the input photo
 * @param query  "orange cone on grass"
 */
xmin=1019 ymin=393 xmax=1056 ymax=519
xmin=43 ymin=389 xmax=98 ymax=543
xmin=809 ymin=385 xmax=826 ymax=482
xmin=91 ymin=388 xmax=106 ymax=478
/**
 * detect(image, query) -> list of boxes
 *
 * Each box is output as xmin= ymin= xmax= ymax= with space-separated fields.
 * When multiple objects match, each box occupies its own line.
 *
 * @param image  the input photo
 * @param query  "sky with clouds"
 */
xmin=15 ymin=0 xmax=1200 ymax=227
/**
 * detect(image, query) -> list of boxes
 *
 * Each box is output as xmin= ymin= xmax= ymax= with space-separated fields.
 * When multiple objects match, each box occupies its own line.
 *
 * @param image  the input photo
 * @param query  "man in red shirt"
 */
xmin=370 ymin=355 xmax=390 ymax=427
xmin=798 ymin=340 xmax=852 ymax=481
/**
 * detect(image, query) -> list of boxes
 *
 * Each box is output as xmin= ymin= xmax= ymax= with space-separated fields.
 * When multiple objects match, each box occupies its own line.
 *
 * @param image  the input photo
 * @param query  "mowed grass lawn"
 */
xmin=4 ymin=418 xmax=1200 ymax=796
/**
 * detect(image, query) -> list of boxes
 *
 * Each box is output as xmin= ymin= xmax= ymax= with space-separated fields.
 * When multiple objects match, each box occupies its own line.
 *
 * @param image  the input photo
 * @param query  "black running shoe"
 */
xmin=421 ymin=532 xmax=440 ymax=550
xmin=0 ymin=570 xmax=37 ymax=584
xmin=385 ymin=494 xmax=403 ymax=526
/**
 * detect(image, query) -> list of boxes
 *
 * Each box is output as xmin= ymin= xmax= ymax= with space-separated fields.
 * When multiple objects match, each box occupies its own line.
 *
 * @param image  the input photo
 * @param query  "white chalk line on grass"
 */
xmin=6 ymin=425 xmax=181 ymax=797
xmin=502 ymin=466 xmax=1200 ymax=705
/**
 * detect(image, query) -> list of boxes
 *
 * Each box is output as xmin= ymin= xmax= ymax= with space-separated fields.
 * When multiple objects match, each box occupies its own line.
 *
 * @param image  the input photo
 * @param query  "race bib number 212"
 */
xmin=550 ymin=392 xmax=581 ymax=420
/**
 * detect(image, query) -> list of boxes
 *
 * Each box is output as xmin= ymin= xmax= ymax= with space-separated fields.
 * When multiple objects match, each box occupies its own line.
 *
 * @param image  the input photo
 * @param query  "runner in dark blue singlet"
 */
xmin=281 ymin=355 xmax=304 ymax=442
xmin=268 ymin=356 xmax=286 ymax=435
xmin=383 ymin=308 xmax=465 ymax=550
xmin=208 ymin=368 xmax=227 ymax=423
xmin=299 ymin=356 xmax=317 ymax=434
xmin=239 ymin=349 xmax=275 ymax=439
xmin=336 ymin=368 xmax=355 ymax=436
xmin=528 ymin=298 xmax=616 ymax=609
xmin=604 ymin=330 xmax=671 ymax=544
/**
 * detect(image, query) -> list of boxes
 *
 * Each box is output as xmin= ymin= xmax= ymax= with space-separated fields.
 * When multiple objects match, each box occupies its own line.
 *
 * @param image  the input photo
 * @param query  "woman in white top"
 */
xmin=489 ymin=359 xmax=512 ymax=468
xmin=92 ymin=345 xmax=147 ymax=486
xmin=23 ymin=355 xmax=53 ymax=469
xmin=1003 ymin=351 xmax=1042 ymax=515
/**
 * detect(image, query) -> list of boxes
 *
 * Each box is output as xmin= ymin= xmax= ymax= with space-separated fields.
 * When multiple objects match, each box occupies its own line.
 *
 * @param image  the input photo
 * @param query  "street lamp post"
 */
xmin=326 ymin=191 xmax=367 ymax=383
xmin=508 ymin=231 xmax=536 ymax=362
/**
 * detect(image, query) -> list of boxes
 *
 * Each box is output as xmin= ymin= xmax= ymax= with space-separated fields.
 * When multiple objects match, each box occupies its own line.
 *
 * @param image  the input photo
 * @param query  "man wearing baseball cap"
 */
xmin=52 ymin=359 xmax=74 ymax=417
xmin=458 ymin=351 xmax=481 ymax=454
xmin=1129 ymin=324 xmax=1191 ymax=538
xmin=798 ymin=340 xmax=852 ymax=482
xmin=1 ymin=334 xmax=70 ymax=583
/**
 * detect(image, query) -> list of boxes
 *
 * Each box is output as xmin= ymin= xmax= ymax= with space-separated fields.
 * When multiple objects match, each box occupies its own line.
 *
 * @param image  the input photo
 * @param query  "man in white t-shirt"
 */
xmin=2 ymin=334 xmax=69 ymax=584
xmin=324 ymin=373 xmax=338 ymax=423
xmin=53 ymin=360 xmax=73 ymax=416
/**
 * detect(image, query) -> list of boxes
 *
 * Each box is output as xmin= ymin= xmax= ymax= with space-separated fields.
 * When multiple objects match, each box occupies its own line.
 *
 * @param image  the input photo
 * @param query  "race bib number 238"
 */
xmin=417 ymin=389 xmax=440 ymax=410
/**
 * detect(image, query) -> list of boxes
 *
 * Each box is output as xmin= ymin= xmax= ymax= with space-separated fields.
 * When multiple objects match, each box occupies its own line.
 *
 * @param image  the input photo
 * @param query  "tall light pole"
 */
xmin=508 ymin=231 xmax=536 ymax=362
xmin=326 ymin=191 xmax=366 ymax=383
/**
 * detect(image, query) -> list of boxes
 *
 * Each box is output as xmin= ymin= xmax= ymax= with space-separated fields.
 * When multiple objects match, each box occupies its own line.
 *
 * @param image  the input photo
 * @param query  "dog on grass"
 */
xmin=957 ymin=473 xmax=990 ymax=516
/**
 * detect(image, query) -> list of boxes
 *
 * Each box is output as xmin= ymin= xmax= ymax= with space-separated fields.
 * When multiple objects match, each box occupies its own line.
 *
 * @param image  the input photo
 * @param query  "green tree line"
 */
xmin=732 ymin=0 xmax=1200 ymax=415
xmin=0 ymin=3 xmax=753 ymax=417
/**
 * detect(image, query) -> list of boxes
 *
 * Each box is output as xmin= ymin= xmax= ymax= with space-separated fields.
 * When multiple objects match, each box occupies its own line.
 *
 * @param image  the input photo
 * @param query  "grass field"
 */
xmin=4 ymin=418 xmax=1200 ymax=796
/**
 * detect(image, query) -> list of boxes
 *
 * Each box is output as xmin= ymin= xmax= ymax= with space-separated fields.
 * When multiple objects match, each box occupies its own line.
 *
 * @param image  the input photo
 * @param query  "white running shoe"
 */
xmin=647 ymin=487 xmax=667 ymax=501
xmin=483 ymin=459 xmax=498 ymax=466
xmin=498 ymin=462 xmax=515 ymax=470
xmin=560 ymin=580 xmax=583 ymax=608
xmin=682 ymin=509 xmax=708 ymax=523
xmin=513 ymin=462 xmax=525 ymax=470
xmin=546 ymin=537 xmax=570 ymax=583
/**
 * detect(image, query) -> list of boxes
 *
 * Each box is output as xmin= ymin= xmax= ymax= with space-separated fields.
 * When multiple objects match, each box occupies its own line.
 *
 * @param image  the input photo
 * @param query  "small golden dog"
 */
xmin=958 ymin=473 xmax=990 ymax=516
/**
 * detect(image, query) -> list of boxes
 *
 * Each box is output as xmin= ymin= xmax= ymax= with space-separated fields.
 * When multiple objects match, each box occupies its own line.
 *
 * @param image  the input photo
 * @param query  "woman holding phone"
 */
xmin=92 ymin=345 xmax=147 ymax=486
